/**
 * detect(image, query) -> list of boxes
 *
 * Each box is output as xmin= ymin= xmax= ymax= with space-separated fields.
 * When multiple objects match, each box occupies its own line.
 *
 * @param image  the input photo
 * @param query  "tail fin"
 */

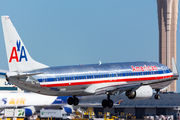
xmin=1 ymin=16 xmax=48 ymax=72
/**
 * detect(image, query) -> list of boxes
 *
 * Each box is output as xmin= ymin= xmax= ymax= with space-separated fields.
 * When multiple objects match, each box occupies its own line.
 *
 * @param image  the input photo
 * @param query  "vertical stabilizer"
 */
xmin=1 ymin=16 xmax=48 ymax=72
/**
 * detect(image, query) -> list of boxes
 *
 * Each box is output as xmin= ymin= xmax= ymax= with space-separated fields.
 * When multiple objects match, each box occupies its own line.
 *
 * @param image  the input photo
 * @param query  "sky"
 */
xmin=0 ymin=1 xmax=179 ymax=92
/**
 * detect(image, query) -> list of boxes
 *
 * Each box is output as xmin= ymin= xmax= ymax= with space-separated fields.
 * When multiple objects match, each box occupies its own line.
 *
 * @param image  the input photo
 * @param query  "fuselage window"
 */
xmin=88 ymin=76 xmax=92 ymax=79
xmin=103 ymin=75 xmax=105 ymax=78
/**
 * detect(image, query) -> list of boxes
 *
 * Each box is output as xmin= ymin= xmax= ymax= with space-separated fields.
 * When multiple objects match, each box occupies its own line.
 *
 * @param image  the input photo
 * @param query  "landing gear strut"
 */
xmin=154 ymin=89 xmax=160 ymax=100
xmin=102 ymin=95 xmax=113 ymax=108
xmin=68 ymin=96 xmax=79 ymax=106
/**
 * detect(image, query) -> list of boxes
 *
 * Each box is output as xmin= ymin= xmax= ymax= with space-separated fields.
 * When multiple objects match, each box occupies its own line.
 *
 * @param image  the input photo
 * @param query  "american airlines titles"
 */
xmin=131 ymin=65 xmax=158 ymax=72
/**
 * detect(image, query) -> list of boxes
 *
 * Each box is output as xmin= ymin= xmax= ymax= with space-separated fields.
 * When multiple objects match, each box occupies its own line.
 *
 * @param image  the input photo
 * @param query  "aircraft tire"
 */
xmin=102 ymin=99 xmax=108 ymax=108
xmin=74 ymin=97 xmax=79 ymax=106
xmin=67 ymin=97 xmax=74 ymax=105
xmin=154 ymin=94 xmax=160 ymax=100
xmin=108 ymin=100 xmax=113 ymax=108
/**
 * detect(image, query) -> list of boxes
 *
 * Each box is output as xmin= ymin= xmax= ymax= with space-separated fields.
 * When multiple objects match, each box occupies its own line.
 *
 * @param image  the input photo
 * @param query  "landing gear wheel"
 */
xmin=154 ymin=89 xmax=160 ymax=100
xmin=154 ymin=94 xmax=160 ymax=100
xmin=102 ymin=99 xmax=108 ymax=108
xmin=67 ymin=97 xmax=74 ymax=105
xmin=107 ymin=100 xmax=113 ymax=108
xmin=101 ymin=94 xmax=114 ymax=108
xmin=74 ymin=97 xmax=79 ymax=106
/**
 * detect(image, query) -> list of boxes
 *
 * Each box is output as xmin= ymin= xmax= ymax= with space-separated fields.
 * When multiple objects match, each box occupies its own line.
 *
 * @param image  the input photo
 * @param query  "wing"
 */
xmin=93 ymin=58 xmax=179 ymax=96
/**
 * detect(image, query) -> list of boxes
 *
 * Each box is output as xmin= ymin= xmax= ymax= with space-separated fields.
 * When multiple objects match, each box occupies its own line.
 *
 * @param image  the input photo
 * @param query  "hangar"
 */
xmin=79 ymin=93 xmax=180 ymax=119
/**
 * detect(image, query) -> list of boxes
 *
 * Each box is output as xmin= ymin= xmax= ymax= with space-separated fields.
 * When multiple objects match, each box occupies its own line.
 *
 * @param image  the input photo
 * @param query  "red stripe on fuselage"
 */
xmin=40 ymin=74 xmax=173 ymax=87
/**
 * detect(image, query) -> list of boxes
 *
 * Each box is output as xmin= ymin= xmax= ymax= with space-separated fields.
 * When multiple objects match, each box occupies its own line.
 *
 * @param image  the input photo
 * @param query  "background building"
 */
xmin=0 ymin=77 xmax=23 ymax=92
xmin=80 ymin=93 xmax=180 ymax=119
xmin=157 ymin=0 xmax=179 ymax=92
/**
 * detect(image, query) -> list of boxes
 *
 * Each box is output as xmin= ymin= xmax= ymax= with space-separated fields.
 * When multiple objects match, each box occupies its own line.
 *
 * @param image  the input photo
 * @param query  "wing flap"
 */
xmin=95 ymin=83 xmax=142 ymax=95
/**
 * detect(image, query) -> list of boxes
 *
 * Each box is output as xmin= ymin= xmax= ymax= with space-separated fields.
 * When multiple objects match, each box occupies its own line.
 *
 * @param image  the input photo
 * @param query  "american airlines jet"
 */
xmin=0 ymin=16 xmax=179 ymax=108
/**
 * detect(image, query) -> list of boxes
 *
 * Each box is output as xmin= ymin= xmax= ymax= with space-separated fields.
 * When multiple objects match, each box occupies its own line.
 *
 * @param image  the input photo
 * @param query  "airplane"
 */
xmin=0 ymin=15 xmax=179 ymax=108
xmin=0 ymin=92 xmax=122 ymax=117
xmin=0 ymin=92 xmax=74 ymax=117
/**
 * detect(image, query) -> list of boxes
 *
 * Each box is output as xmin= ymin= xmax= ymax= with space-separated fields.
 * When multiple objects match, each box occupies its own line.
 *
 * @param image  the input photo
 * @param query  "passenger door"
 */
xmin=42 ymin=76 xmax=47 ymax=87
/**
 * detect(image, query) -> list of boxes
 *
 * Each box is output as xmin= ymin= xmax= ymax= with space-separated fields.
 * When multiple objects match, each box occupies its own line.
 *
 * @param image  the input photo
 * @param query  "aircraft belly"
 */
xmin=149 ymin=80 xmax=173 ymax=89
xmin=56 ymin=85 xmax=88 ymax=91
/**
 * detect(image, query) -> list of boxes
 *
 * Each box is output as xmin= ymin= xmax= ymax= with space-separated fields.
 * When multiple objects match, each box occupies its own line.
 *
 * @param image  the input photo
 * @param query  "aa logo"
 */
xmin=9 ymin=40 xmax=27 ymax=63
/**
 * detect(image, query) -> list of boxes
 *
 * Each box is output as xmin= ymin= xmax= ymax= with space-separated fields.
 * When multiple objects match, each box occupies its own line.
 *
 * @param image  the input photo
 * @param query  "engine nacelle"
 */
xmin=125 ymin=85 xmax=153 ymax=100
xmin=23 ymin=106 xmax=36 ymax=116
xmin=63 ymin=106 xmax=72 ymax=114
xmin=62 ymin=105 xmax=74 ymax=114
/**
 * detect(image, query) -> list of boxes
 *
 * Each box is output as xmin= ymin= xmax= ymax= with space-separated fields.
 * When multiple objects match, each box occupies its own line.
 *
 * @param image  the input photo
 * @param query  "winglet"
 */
xmin=172 ymin=58 xmax=179 ymax=78
xmin=172 ymin=58 xmax=178 ymax=74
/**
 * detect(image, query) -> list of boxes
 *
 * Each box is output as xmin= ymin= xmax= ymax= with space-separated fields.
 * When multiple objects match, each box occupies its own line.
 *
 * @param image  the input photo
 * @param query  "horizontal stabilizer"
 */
xmin=0 ymin=69 xmax=8 ymax=76
xmin=7 ymin=72 xmax=43 ymax=78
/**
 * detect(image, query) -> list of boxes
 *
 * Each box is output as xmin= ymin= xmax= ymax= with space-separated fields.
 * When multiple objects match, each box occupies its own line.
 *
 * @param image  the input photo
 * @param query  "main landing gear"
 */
xmin=68 ymin=96 xmax=79 ymax=106
xmin=154 ymin=89 xmax=160 ymax=100
xmin=102 ymin=95 xmax=114 ymax=108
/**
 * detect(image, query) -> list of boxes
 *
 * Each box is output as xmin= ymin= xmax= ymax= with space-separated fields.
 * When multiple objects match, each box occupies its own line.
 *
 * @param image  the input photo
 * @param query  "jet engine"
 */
xmin=125 ymin=85 xmax=153 ymax=100
xmin=23 ymin=106 xmax=36 ymax=116
xmin=62 ymin=105 xmax=74 ymax=114
xmin=63 ymin=106 xmax=72 ymax=114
